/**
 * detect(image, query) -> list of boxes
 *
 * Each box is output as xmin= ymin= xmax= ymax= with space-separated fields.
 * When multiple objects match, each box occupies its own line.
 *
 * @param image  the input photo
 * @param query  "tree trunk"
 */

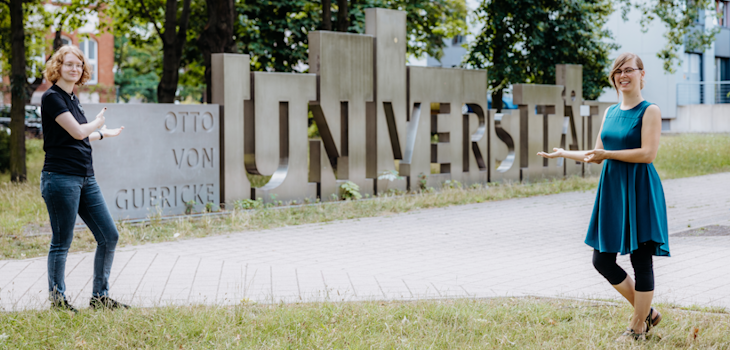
xmin=9 ymin=0 xmax=27 ymax=183
xmin=53 ymin=30 xmax=63 ymax=51
xmin=322 ymin=0 xmax=331 ymax=30
xmin=337 ymin=0 xmax=348 ymax=32
xmin=492 ymin=89 xmax=503 ymax=113
xmin=199 ymin=0 xmax=235 ymax=104
xmin=157 ymin=0 xmax=192 ymax=103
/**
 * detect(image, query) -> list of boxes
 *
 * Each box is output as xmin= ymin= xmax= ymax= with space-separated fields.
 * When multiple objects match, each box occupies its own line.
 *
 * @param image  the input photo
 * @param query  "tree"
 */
xmin=0 ymin=0 xmax=51 ymax=182
xmin=616 ymin=0 xmax=720 ymax=73
xmin=344 ymin=0 xmax=467 ymax=60
xmin=380 ymin=0 xmax=468 ymax=61
xmin=120 ymin=0 xmax=466 ymax=100
xmin=235 ymin=0 xmax=320 ymax=72
xmin=464 ymin=0 xmax=618 ymax=110
xmin=1 ymin=0 xmax=29 ymax=182
xmin=337 ymin=0 xmax=348 ymax=31
xmin=114 ymin=35 xmax=162 ymax=102
xmin=0 ymin=0 xmax=97 ymax=182
xmin=28 ymin=1 xmax=92 ymax=98
xmin=234 ymin=0 xmax=467 ymax=73
xmin=322 ymin=0 xmax=332 ymax=30
xmin=197 ymin=0 xmax=235 ymax=104
xmin=111 ymin=0 xmax=195 ymax=103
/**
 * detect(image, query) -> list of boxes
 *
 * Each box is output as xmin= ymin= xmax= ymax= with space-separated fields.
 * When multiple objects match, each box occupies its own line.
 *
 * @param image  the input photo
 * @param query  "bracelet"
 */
xmin=97 ymin=130 xmax=104 ymax=140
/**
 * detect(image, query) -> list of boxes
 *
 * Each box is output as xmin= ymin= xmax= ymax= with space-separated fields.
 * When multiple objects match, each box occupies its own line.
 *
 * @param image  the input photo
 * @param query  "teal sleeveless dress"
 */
xmin=585 ymin=101 xmax=670 ymax=256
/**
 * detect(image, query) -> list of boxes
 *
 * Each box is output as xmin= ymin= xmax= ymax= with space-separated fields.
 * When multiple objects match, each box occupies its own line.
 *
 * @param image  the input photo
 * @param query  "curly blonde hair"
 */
xmin=43 ymin=45 xmax=92 ymax=85
xmin=609 ymin=52 xmax=645 ymax=95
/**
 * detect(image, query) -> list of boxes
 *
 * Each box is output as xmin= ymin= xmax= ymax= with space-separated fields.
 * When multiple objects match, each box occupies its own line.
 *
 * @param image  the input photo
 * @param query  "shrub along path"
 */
xmin=1 ymin=172 xmax=729 ymax=312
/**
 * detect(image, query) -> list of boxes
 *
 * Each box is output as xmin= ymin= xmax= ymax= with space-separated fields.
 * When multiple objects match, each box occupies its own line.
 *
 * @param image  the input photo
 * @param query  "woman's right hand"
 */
xmin=537 ymin=148 xmax=564 ymax=159
xmin=94 ymin=107 xmax=107 ymax=128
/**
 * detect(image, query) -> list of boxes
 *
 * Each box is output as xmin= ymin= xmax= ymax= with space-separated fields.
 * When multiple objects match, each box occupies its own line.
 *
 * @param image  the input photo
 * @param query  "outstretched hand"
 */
xmin=101 ymin=125 xmax=124 ymax=138
xmin=94 ymin=107 xmax=107 ymax=128
xmin=537 ymin=148 xmax=564 ymax=159
xmin=584 ymin=149 xmax=607 ymax=164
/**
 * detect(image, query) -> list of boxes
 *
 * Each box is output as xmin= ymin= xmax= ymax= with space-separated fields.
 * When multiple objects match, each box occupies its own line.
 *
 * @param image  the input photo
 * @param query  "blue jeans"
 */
xmin=41 ymin=171 xmax=119 ymax=300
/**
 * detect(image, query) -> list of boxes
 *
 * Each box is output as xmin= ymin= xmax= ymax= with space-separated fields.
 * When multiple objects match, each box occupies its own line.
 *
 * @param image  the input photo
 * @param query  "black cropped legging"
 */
xmin=592 ymin=242 xmax=655 ymax=292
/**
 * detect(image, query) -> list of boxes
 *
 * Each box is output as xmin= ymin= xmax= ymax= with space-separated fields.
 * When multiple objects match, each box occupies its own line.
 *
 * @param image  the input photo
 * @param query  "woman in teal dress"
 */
xmin=538 ymin=52 xmax=668 ymax=342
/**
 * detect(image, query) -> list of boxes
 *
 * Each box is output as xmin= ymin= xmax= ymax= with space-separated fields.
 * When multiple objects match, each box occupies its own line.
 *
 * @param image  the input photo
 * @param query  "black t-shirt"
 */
xmin=41 ymin=84 xmax=94 ymax=176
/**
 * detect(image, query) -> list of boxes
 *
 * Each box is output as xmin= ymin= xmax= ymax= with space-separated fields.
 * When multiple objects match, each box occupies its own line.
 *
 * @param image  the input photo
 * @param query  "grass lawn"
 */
xmin=1 ymin=133 xmax=729 ymax=260
xmin=653 ymin=133 xmax=730 ymax=179
xmin=1 ymin=297 xmax=728 ymax=349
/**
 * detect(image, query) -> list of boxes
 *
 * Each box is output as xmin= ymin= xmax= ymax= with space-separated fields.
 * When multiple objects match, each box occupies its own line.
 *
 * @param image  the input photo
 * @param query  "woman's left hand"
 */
xmin=101 ymin=125 xmax=125 ymax=138
xmin=584 ymin=149 xmax=608 ymax=164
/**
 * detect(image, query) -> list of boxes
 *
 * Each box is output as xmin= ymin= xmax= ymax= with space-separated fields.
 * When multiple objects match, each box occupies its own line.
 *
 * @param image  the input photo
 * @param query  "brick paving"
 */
xmin=1 ymin=172 xmax=729 ymax=311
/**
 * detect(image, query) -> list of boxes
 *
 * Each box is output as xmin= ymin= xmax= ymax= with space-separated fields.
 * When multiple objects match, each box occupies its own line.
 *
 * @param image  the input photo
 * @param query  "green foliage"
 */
xmin=184 ymin=200 xmax=196 ymax=215
xmin=114 ymin=35 xmax=161 ymax=103
xmin=246 ymin=174 xmax=272 ymax=188
xmin=0 ymin=0 xmax=51 ymax=83
xmin=4 ymin=299 xmax=730 ymax=348
xmin=441 ymin=179 xmax=462 ymax=189
xmin=0 ymin=0 xmax=101 ymax=98
xmin=417 ymin=172 xmax=428 ymax=191
xmin=177 ymin=59 xmax=206 ymax=103
xmin=204 ymin=202 xmax=220 ymax=213
xmin=339 ymin=180 xmax=362 ymax=200
xmin=654 ymin=134 xmax=730 ymax=179
xmin=109 ymin=0 xmax=207 ymax=102
xmin=465 ymin=0 xmax=618 ymax=101
xmin=235 ymin=0 xmax=467 ymax=73
xmin=616 ymin=0 xmax=720 ymax=73
xmin=234 ymin=198 xmax=264 ymax=210
xmin=104 ymin=0 xmax=467 ymax=96
xmin=236 ymin=0 xmax=320 ymax=73
xmin=377 ymin=169 xmax=403 ymax=182
xmin=348 ymin=0 xmax=468 ymax=60
xmin=383 ymin=188 xmax=406 ymax=196
xmin=307 ymin=110 xmax=320 ymax=138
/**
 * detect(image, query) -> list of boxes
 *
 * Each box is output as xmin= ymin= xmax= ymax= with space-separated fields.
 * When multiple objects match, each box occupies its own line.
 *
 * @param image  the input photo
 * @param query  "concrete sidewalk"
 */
xmin=2 ymin=173 xmax=729 ymax=311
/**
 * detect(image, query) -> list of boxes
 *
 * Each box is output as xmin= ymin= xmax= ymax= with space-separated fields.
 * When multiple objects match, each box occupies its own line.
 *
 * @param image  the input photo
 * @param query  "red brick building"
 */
xmin=2 ymin=1 xmax=115 ymax=105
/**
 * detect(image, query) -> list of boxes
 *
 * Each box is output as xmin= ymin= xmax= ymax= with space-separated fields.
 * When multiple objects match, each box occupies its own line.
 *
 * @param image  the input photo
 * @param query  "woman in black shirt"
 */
xmin=41 ymin=45 xmax=127 ymax=311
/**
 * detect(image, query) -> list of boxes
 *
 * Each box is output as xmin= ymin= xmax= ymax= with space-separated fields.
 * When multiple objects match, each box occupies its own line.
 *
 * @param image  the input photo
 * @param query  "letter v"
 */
xmin=173 ymin=149 xmax=185 ymax=169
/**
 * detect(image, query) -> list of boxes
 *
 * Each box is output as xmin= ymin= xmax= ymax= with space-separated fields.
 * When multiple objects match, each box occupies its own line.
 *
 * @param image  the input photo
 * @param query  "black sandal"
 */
xmin=645 ymin=307 xmax=662 ymax=331
xmin=616 ymin=328 xmax=647 ymax=342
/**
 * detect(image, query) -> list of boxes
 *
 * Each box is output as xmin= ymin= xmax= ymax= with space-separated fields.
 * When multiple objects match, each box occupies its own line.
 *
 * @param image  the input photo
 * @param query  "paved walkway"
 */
xmin=2 ymin=173 xmax=729 ymax=311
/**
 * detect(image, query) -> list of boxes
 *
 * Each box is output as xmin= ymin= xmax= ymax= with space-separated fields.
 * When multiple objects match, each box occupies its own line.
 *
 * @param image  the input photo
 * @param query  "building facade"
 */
xmin=1 ymin=0 xmax=115 ymax=106
xmin=596 ymin=0 xmax=730 ymax=131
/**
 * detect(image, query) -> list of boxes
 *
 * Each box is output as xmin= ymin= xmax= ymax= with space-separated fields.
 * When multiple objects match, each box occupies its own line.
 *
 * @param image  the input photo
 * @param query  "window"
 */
xmin=718 ymin=57 xmax=730 ymax=80
xmin=685 ymin=52 xmax=702 ymax=75
xmin=78 ymin=38 xmax=98 ymax=85
xmin=61 ymin=36 xmax=72 ymax=46
xmin=451 ymin=35 xmax=465 ymax=46
xmin=718 ymin=1 xmax=729 ymax=27
xmin=684 ymin=52 xmax=701 ymax=76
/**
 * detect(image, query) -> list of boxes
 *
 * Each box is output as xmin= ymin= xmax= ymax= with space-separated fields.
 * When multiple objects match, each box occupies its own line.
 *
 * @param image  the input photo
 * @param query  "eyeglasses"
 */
xmin=63 ymin=63 xmax=84 ymax=70
xmin=613 ymin=67 xmax=641 ymax=76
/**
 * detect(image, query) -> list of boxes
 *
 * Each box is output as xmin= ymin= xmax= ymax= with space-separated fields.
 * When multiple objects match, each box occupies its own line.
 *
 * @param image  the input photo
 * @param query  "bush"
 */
xmin=339 ymin=181 xmax=362 ymax=200
xmin=0 ymin=127 xmax=10 ymax=173
xmin=442 ymin=179 xmax=462 ymax=189
xmin=233 ymin=198 xmax=263 ymax=210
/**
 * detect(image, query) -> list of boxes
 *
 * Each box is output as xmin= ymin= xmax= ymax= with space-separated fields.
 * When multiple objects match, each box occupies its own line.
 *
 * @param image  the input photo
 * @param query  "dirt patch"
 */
xmin=671 ymin=225 xmax=730 ymax=237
